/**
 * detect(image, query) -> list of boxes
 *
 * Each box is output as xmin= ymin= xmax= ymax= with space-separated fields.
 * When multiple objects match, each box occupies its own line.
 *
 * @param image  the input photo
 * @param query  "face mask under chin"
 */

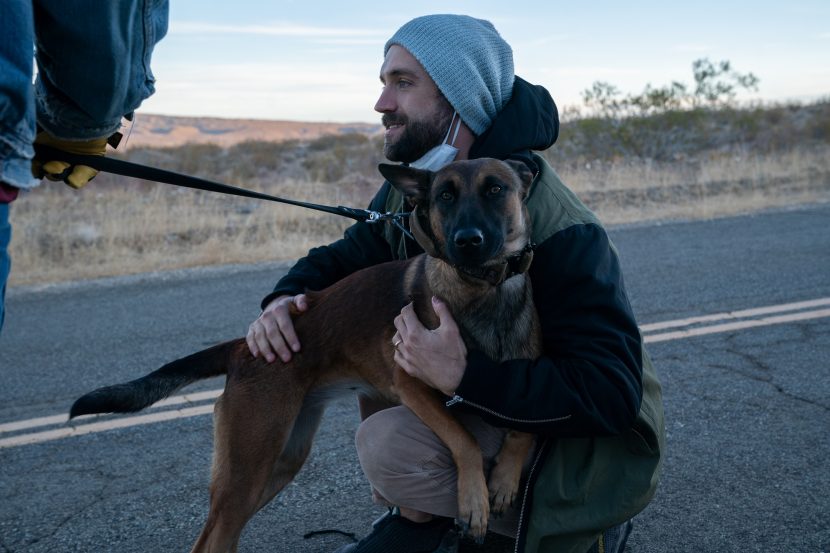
xmin=408 ymin=143 xmax=459 ymax=171
xmin=408 ymin=112 xmax=461 ymax=172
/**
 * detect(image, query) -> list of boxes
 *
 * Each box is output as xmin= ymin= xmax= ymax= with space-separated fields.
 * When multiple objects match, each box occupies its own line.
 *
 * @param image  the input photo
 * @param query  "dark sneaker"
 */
xmin=334 ymin=508 xmax=457 ymax=553
xmin=586 ymin=519 xmax=633 ymax=553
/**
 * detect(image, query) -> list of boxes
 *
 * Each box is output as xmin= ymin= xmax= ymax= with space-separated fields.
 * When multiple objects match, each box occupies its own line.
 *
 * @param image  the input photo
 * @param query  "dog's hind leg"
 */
xmin=190 ymin=383 xmax=305 ymax=553
xmin=257 ymin=394 xmax=328 ymax=511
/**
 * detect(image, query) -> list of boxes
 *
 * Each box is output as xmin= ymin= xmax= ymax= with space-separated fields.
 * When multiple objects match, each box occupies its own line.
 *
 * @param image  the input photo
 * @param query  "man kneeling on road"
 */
xmin=247 ymin=14 xmax=665 ymax=553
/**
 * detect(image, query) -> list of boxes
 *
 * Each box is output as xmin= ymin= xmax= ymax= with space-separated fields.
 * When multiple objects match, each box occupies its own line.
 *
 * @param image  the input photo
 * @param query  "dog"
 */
xmin=70 ymin=158 xmax=542 ymax=552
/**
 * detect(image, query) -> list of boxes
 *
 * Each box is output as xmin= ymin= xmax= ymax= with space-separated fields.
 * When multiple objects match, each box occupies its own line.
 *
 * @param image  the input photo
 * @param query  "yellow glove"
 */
xmin=32 ymin=132 xmax=109 ymax=189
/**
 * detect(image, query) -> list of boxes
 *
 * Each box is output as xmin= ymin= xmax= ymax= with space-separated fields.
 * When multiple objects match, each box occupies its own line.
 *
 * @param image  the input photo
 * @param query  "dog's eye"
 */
xmin=487 ymin=185 xmax=503 ymax=196
xmin=439 ymin=191 xmax=454 ymax=202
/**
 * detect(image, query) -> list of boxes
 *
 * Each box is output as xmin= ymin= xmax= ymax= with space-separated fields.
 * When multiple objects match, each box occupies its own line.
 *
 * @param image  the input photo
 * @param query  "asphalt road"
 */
xmin=1 ymin=204 xmax=829 ymax=553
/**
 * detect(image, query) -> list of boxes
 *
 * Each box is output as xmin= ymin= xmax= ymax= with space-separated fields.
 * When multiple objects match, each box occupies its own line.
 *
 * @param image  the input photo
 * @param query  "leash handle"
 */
xmin=33 ymin=144 xmax=377 ymax=222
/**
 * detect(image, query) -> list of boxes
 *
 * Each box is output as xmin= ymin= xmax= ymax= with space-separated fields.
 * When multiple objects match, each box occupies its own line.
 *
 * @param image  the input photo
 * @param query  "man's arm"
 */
xmin=250 ymin=182 xmax=399 ymax=362
xmin=397 ymin=223 xmax=644 ymax=438
xmin=261 ymin=182 xmax=399 ymax=307
xmin=454 ymin=224 xmax=643 ymax=436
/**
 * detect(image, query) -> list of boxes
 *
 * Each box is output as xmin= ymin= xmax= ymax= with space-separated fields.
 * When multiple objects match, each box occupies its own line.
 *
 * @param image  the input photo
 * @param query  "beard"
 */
xmin=382 ymin=106 xmax=453 ymax=163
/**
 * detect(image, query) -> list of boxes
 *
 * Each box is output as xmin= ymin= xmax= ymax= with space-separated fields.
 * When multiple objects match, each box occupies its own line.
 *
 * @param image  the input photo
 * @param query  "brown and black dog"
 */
xmin=70 ymin=158 xmax=542 ymax=553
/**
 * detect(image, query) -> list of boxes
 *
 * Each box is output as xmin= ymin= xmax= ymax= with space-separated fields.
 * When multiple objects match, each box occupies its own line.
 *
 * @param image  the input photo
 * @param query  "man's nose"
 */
xmin=374 ymin=86 xmax=396 ymax=113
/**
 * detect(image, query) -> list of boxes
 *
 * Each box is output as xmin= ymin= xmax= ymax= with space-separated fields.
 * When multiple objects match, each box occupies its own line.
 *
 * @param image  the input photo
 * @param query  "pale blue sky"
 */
xmin=138 ymin=0 xmax=830 ymax=123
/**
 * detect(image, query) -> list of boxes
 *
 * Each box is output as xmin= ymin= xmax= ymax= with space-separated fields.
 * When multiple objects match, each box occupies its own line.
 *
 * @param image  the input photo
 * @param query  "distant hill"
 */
xmin=122 ymin=113 xmax=382 ymax=148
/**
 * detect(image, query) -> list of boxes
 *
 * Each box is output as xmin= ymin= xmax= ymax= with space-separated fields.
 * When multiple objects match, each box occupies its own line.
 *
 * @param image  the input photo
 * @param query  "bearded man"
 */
xmin=247 ymin=14 xmax=664 ymax=553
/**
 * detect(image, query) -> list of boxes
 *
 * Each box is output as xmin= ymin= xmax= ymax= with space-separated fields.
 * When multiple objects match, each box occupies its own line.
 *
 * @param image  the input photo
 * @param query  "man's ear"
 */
xmin=378 ymin=163 xmax=431 ymax=205
xmin=504 ymin=159 xmax=534 ymax=198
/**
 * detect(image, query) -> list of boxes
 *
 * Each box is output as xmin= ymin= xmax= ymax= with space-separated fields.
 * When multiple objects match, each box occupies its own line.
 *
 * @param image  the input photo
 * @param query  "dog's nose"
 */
xmin=453 ymin=228 xmax=484 ymax=249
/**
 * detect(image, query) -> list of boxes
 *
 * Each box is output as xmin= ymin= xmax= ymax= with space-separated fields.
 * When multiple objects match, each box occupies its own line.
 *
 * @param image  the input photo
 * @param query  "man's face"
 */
xmin=375 ymin=45 xmax=453 ymax=163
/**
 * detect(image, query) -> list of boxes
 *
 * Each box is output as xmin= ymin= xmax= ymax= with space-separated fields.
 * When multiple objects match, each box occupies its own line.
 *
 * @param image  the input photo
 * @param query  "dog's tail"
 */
xmin=69 ymin=339 xmax=241 ymax=419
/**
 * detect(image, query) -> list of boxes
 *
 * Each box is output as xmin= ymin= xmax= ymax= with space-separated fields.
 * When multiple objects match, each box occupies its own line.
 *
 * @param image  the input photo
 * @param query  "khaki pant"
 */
xmin=355 ymin=405 xmax=536 ymax=538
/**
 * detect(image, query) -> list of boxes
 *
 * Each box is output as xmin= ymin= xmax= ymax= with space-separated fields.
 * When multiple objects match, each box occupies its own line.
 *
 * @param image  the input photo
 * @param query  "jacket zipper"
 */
xmin=445 ymin=395 xmax=572 ymax=424
xmin=514 ymin=437 xmax=549 ymax=553
xmin=444 ymin=396 xmax=565 ymax=552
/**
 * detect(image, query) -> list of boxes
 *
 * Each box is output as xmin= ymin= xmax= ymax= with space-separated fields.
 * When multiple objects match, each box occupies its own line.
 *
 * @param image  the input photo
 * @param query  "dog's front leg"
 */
xmin=395 ymin=371 xmax=490 ymax=543
xmin=487 ymin=430 xmax=535 ymax=515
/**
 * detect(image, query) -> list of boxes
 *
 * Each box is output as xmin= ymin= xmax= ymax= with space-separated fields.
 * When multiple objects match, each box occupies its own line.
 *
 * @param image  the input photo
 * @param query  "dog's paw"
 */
xmin=456 ymin=517 xmax=487 ymax=545
xmin=487 ymin=431 xmax=533 ymax=515
xmin=488 ymin=484 xmax=518 ymax=516
xmin=457 ymin=474 xmax=490 ymax=543
xmin=487 ymin=463 xmax=521 ymax=516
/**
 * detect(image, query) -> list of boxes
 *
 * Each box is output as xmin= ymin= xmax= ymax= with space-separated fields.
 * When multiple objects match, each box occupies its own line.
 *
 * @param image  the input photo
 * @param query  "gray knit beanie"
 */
xmin=385 ymin=14 xmax=514 ymax=136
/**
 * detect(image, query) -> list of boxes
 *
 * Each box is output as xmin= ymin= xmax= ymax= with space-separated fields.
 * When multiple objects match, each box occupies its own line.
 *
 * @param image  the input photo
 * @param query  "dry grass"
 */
xmin=554 ymin=146 xmax=830 ymax=224
xmin=8 ymin=145 xmax=829 ymax=287
xmin=9 ymin=178 xmax=363 ymax=285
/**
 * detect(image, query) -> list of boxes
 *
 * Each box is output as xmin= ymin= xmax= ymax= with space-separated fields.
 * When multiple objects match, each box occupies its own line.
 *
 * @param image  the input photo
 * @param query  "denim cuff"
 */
xmin=34 ymin=79 xmax=125 ymax=140
xmin=0 ymin=140 xmax=38 ymax=190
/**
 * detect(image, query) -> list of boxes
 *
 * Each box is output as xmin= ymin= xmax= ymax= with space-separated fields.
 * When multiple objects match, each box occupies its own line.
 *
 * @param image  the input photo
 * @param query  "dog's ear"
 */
xmin=378 ymin=163 xmax=431 ymax=204
xmin=504 ymin=159 xmax=535 ymax=198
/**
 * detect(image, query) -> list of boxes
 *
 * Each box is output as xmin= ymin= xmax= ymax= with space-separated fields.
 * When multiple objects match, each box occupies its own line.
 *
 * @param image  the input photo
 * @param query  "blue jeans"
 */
xmin=1 ymin=0 xmax=169 ymax=189
xmin=0 ymin=202 xmax=10 ymax=331
xmin=0 ymin=0 xmax=37 ymax=190
xmin=0 ymin=0 xmax=168 ymax=332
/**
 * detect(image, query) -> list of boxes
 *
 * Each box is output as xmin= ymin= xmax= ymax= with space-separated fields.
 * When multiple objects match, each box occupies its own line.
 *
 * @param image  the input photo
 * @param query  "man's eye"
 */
xmin=397 ymin=80 xmax=412 ymax=88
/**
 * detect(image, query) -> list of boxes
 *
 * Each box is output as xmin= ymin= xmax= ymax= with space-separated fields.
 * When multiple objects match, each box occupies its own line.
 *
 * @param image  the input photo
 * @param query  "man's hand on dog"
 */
xmin=393 ymin=297 xmax=467 ymax=396
xmin=247 ymin=294 xmax=308 ymax=363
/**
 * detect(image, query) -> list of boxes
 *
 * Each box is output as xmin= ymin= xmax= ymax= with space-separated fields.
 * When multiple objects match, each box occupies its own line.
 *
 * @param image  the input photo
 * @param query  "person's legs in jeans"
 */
xmin=1 ymin=0 xmax=37 ymax=181
xmin=0 ymin=202 xmax=11 ymax=330
xmin=1 ymin=0 xmax=37 ymax=334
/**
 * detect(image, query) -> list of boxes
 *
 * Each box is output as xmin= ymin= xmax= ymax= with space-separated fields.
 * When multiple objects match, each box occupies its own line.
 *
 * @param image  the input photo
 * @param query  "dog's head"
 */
xmin=379 ymin=158 xmax=534 ymax=270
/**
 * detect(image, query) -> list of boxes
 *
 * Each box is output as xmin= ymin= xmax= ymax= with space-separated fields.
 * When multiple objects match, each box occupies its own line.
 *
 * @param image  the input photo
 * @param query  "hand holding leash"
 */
xmin=32 ymin=131 xmax=109 ymax=189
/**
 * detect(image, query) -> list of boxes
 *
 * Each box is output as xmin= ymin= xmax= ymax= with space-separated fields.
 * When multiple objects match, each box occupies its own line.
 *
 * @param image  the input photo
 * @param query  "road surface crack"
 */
xmin=716 ymin=348 xmax=829 ymax=412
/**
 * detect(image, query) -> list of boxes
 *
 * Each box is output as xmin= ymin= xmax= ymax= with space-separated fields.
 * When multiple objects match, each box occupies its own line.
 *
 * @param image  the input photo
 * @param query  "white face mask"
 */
xmin=409 ymin=112 xmax=461 ymax=171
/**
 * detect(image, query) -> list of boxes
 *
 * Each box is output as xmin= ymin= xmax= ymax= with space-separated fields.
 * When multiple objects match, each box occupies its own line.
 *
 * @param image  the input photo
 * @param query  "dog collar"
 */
xmin=456 ymin=242 xmax=535 ymax=286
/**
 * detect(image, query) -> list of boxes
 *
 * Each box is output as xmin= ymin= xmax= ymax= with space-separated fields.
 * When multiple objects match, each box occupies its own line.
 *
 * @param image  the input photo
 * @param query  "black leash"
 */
xmin=33 ymin=144 xmax=412 ymax=232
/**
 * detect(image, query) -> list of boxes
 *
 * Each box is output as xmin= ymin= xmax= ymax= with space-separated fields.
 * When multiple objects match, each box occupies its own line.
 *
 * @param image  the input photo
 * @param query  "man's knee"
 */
xmin=355 ymin=407 xmax=394 ymax=481
xmin=356 ymin=406 xmax=455 ymax=495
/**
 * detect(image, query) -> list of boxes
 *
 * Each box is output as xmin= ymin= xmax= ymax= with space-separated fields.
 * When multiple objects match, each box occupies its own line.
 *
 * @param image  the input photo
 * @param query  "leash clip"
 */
xmin=337 ymin=207 xmax=402 ymax=223
xmin=365 ymin=210 xmax=385 ymax=223
xmin=363 ymin=210 xmax=411 ymax=224
xmin=335 ymin=208 xmax=414 ymax=240
xmin=385 ymin=212 xmax=415 ymax=242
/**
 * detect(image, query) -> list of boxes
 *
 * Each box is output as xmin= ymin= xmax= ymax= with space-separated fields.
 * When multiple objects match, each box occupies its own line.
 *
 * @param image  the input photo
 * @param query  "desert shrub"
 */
xmin=303 ymin=134 xmax=385 ymax=183
xmin=546 ymin=100 xmax=830 ymax=168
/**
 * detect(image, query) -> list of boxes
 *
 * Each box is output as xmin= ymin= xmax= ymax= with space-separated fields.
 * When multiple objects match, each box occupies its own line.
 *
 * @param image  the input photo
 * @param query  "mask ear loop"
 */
xmin=449 ymin=113 xmax=461 ymax=146
xmin=442 ymin=111 xmax=461 ymax=146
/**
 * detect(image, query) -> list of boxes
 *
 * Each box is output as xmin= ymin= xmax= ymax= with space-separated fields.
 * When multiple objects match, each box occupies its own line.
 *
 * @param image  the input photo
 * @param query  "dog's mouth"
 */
xmin=445 ymin=239 xmax=504 ymax=272
xmin=450 ymin=257 xmax=510 ymax=286
xmin=449 ymin=242 xmax=534 ymax=285
xmin=451 ymin=254 xmax=504 ymax=271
